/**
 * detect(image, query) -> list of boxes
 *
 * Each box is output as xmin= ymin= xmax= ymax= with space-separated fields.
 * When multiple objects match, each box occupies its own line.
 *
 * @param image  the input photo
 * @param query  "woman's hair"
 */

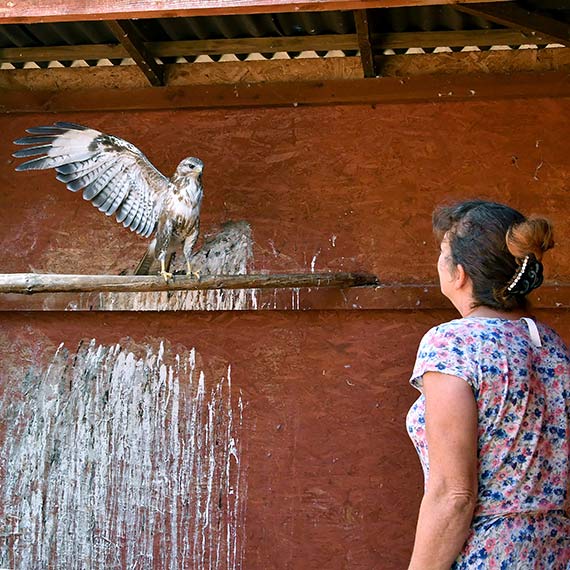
xmin=433 ymin=200 xmax=554 ymax=311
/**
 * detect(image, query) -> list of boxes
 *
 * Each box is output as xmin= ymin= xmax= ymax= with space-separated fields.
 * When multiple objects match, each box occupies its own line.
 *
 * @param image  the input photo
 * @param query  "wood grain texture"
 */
xmin=0 ymin=0 xmax=511 ymax=24
xmin=2 ymin=284 xmax=570 ymax=312
xmin=107 ymin=20 xmax=165 ymax=86
xmin=2 ymin=72 xmax=570 ymax=113
xmin=1 ymin=94 xmax=570 ymax=569
xmin=0 ymin=30 xmax=557 ymax=65
xmin=2 ymin=50 xmax=569 ymax=94
xmin=0 ymin=310 xmax=434 ymax=568
xmin=0 ymin=271 xmax=377 ymax=294
xmin=2 ymin=308 xmax=570 ymax=568
xmin=2 ymin=98 xmax=569 ymax=285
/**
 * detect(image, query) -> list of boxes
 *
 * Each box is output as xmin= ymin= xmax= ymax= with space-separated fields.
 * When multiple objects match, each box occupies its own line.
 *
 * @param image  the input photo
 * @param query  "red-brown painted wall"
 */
xmin=1 ymin=100 xmax=569 ymax=280
xmin=1 ymin=96 xmax=569 ymax=569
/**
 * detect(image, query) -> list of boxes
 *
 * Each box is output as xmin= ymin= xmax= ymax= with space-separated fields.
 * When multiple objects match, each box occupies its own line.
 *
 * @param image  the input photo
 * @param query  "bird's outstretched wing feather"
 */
xmin=13 ymin=122 xmax=169 ymax=238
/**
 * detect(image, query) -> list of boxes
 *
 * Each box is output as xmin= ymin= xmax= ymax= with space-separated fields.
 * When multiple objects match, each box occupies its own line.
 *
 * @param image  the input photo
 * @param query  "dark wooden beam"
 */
xmin=0 ymin=29 xmax=551 ymax=65
xmin=0 ymin=35 xmax=358 ymax=65
xmin=106 ymin=20 xmax=164 ymax=86
xmin=354 ymin=10 xmax=377 ymax=78
xmin=456 ymin=2 xmax=570 ymax=47
xmin=148 ymin=34 xmax=359 ymax=56
xmin=0 ymin=0 xmax=512 ymax=24
xmin=0 ymin=43 xmax=126 ymax=64
xmin=370 ymin=29 xmax=560 ymax=48
xmin=1 ymin=72 xmax=569 ymax=113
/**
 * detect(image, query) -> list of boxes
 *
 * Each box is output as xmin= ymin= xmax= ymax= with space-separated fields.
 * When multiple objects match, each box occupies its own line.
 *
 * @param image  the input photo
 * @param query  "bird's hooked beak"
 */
xmin=175 ymin=158 xmax=204 ymax=179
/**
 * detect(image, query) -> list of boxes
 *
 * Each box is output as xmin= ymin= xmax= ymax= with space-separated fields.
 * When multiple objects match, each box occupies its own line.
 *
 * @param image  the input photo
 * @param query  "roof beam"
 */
xmin=0 ymin=35 xmax=358 ymax=64
xmin=456 ymin=2 xmax=570 ymax=47
xmin=1 ymin=72 xmax=569 ymax=113
xmin=106 ymin=20 xmax=164 ymax=86
xmin=354 ymin=10 xmax=378 ymax=78
xmin=0 ymin=0 xmax=512 ymax=24
xmin=0 ymin=44 xmax=126 ymax=63
xmin=0 ymin=29 xmax=550 ymax=65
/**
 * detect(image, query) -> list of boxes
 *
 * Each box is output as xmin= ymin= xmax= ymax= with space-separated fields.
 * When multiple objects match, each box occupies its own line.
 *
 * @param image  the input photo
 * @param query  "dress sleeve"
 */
xmin=410 ymin=323 xmax=478 ymax=391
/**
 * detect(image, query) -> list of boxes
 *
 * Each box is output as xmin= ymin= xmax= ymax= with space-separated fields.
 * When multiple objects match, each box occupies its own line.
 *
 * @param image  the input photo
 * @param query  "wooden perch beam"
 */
xmin=0 ymin=272 xmax=378 ymax=295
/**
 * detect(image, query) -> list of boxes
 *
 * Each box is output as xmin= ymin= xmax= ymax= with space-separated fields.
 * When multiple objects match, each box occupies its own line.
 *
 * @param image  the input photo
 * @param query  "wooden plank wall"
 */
xmin=0 ymin=94 xmax=569 ymax=568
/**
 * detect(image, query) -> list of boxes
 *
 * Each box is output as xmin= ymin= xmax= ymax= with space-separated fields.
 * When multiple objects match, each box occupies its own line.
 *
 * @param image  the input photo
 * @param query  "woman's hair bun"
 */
xmin=506 ymin=216 xmax=554 ymax=261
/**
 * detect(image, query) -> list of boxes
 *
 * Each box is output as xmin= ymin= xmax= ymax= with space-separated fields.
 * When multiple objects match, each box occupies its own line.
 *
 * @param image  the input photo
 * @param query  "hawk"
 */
xmin=13 ymin=122 xmax=204 ymax=281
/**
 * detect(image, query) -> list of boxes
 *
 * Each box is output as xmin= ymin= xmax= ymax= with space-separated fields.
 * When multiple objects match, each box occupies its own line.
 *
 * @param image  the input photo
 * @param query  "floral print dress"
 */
xmin=406 ymin=317 xmax=570 ymax=569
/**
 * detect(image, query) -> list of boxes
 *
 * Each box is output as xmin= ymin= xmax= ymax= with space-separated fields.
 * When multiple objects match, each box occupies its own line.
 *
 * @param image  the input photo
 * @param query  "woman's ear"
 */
xmin=454 ymin=264 xmax=470 ymax=290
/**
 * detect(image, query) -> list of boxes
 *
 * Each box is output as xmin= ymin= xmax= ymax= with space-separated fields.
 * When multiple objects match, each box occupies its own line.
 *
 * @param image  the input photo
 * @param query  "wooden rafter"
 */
xmin=353 ymin=10 xmax=377 ymax=78
xmin=0 ymin=0 xmax=511 ymax=24
xmin=106 ymin=20 xmax=164 ymax=86
xmin=1 ymin=72 xmax=569 ymax=113
xmin=456 ymin=2 xmax=570 ymax=47
xmin=0 ymin=29 xmax=551 ymax=65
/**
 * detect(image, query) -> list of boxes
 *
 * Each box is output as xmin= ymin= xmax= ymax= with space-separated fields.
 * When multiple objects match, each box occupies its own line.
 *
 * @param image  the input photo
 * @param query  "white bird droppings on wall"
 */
xmin=0 ymin=340 xmax=246 ymax=569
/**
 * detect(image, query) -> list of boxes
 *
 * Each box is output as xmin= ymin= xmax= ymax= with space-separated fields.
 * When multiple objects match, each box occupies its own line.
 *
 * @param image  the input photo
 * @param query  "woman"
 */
xmin=406 ymin=200 xmax=570 ymax=569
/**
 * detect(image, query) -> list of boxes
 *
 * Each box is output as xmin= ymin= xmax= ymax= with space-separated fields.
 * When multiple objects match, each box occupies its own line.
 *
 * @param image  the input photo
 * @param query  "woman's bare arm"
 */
xmin=408 ymin=372 xmax=479 ymax=570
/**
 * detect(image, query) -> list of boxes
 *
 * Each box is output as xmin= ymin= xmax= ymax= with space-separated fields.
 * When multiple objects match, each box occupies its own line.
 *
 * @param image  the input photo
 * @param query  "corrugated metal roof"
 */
xmin=0 ymin=5 xmax=567 ymax=68
xmin=0 ymin=8 xmax=499 ymax=47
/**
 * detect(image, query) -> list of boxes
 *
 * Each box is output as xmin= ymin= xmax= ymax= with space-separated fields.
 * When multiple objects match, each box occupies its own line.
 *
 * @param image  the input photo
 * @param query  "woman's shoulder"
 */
xmin=423 ymin=317 xmax=570 ymax=355
xmin=417 ymin=319 xmax=478 ymax=353
xmin=420 ymin=317 xmax=514 ymax=348
xmin=422 ymin=318 xmax=477 ymax=339
xmin=536 ymin=320 xmax=570 ymax=354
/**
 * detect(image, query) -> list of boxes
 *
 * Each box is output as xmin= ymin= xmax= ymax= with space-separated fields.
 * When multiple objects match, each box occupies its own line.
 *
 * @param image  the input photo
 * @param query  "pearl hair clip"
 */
xmin=507 ymin=254 xmax=530 ymax=292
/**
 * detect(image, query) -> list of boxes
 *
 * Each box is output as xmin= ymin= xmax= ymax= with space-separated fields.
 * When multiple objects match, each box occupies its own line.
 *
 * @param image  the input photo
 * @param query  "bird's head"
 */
xmin=175 ymin=157 xmax=204 ymax=179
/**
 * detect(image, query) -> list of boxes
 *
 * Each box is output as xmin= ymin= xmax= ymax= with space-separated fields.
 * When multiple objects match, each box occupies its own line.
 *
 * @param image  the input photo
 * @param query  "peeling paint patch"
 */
xmin=0 ymin=340 xmax=246 ymax=569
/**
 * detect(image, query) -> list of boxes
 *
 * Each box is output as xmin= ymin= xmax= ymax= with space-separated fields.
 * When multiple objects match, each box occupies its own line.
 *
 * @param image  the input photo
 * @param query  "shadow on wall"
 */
xmin=0 ymin=339 xmax=247 ymax=569
xmin=100 ymin=220 xmax=255 ymax=311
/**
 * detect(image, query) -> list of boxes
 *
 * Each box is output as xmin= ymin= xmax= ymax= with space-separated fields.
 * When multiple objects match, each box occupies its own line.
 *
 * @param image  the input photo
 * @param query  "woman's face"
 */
xmin=437 ymin=237 xmax=456 ymax=298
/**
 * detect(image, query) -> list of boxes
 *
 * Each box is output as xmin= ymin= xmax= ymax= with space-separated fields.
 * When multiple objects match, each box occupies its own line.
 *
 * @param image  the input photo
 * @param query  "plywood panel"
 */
xmin=1 ymin=98 xmax=569 ymax=283
xmin=2 ymin=309 xmax=569 ymax=568
xmin=1 ymin=94 xmax=569 ymax=569
xmin=0 ymin=310 xmax=427 ymax=568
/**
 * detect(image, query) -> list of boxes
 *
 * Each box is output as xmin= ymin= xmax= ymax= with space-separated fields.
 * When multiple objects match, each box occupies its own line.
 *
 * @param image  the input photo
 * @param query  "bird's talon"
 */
xmin=160 ymin=270 xmax=173 ymax=283
xmin=186 ymin=264 xmax=200 ymax=280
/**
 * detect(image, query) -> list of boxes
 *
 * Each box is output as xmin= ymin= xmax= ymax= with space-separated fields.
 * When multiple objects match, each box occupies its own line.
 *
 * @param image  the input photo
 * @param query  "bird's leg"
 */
xmin=186 ymin=260 xmax=201 ymax=280
xmin=160 ymin=259 xmax=173 ymax=282
xmin=183 ymin=226 xmax=201 ymax=280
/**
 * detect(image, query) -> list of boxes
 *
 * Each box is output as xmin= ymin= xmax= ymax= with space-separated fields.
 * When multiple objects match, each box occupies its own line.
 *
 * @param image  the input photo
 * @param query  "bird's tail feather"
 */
xmin=134 ymin=243 xmax=155 ymax=275
xmin=134 ymin=251 xmax=154 ymax=275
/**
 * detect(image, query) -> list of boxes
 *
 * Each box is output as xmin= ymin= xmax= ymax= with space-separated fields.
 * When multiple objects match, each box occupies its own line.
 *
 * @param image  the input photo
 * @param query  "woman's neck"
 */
xmin=461 ymin=305 xmax=527 ymax=320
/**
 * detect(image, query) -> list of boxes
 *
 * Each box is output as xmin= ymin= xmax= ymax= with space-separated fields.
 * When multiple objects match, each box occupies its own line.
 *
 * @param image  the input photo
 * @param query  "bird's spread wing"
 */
xmin=13 ymin=122 xmax=169 ymax=238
